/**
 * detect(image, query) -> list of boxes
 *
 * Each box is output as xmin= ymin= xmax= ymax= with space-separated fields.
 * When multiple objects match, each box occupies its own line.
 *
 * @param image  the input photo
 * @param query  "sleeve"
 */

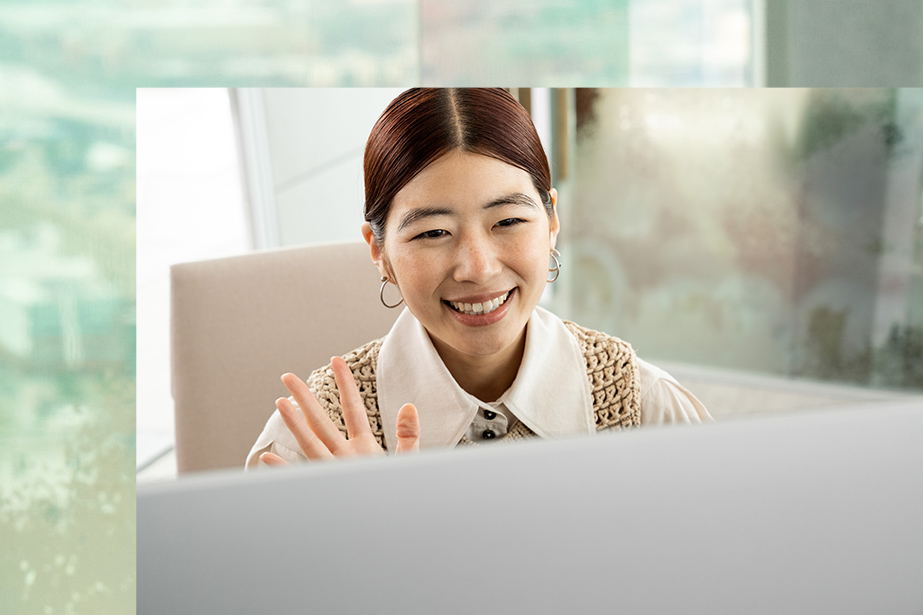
xmin=636 ymin=359 xmax=714 ymax=426
xmin=244 ymin=402 xmax=309 ymax=470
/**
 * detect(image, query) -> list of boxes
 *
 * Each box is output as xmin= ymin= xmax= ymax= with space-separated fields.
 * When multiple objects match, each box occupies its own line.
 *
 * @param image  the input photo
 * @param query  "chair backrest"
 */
xmin=171 ymin=241 xmax=401 ymax=474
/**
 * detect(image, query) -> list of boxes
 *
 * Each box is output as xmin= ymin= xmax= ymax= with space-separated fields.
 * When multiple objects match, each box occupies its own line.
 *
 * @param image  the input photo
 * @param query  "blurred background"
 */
xmin=3 ymin=0 xmax=923 ymax=613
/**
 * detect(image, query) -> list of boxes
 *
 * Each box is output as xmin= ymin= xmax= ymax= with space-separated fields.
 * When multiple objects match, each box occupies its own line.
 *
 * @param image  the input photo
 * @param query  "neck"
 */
xmin=430 ymin=327 xmax=527 ymax=402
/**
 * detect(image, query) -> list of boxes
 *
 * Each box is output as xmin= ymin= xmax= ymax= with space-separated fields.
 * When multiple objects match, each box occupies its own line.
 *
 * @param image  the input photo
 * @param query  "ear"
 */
xmin=548 ymin=188 xmax=560 ymax=249
xmin=362 ymin=222 xmax=391 ymax=279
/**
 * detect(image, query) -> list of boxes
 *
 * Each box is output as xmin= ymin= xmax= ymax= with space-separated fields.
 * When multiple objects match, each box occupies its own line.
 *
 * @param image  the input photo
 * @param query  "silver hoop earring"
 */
xmin=547 ymin=248 xmax=562 ymax=283
xmin=379 ymin=276 xmax=404 ymax=308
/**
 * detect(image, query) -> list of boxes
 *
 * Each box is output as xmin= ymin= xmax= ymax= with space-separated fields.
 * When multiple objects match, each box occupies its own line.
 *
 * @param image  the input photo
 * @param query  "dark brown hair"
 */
xmin=364 ymin=88 xmax=553 ymax=242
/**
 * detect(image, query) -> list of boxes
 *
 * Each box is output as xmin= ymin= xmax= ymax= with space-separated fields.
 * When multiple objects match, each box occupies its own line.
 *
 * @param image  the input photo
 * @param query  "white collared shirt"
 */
xmin=246 ymin=308 xmax=712 ymax=468
xmin=376 ymin=306 xmax=597 ymax=450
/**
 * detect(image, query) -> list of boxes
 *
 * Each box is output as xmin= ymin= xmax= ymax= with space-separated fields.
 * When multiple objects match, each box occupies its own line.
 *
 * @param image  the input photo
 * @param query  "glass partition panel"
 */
xmin=628 ymin=0 xmax=756 ymax=86
xmin=0 ymin=74 xmax=136 ymax=613
xmin=564 ymin=88 xmax=923 ymax=398
xmin=420 ymin=0 xmax=756 ymax=86
xmin=1 ymin=1 xmax=419 ymax=612
xmin=421 ymin=0 xmax=631 ymax=85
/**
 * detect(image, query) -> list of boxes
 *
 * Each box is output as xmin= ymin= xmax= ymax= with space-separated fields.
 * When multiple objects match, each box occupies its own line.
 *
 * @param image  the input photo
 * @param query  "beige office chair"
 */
xmin=171 ymin=241 xmax=401 ymax=474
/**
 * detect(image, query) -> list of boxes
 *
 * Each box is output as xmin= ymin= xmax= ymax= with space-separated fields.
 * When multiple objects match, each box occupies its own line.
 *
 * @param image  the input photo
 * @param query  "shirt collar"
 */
xmin=377 ymin=306 xmax=594 ymax=450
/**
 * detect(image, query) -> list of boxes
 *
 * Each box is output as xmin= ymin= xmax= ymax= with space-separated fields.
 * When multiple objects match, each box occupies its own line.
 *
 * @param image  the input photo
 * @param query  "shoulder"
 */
xmin=635 ymin=357 xmax=714 ymax=425
xmin=561 ymin=320 xmax=636 ymax=362
xmin=636 ymin=358 xmax=675 ymax=399
xmin=562 ymin=320 xmax=641 ymax=429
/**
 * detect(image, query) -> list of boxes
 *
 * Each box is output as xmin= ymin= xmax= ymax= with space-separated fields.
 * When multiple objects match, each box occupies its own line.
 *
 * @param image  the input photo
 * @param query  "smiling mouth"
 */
xmin=444 ymin=291 xmax=511 ymax=316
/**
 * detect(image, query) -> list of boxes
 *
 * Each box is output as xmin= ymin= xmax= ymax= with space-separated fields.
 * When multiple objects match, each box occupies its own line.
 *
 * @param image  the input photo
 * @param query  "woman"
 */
xmin=246 ymin=88 xmax=711 ymax=468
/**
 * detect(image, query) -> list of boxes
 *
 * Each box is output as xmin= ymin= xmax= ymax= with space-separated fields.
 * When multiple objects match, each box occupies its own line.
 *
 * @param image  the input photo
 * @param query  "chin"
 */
xmin=418 ymin=299 xmax=532 ymax=360
xmin=446 ymin=323 xmax=524 ymax=358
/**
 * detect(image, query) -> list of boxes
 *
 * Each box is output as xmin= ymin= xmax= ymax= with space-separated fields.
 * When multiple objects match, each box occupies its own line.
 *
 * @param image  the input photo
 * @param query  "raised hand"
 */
xmin=260 ymin=356 xmax=420 ymax=466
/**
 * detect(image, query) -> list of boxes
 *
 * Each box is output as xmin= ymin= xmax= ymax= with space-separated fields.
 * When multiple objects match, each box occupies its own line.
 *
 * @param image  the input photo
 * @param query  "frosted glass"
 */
xmin=565 ymin=88 xmax=923 ymax=391
xmin=0 ymin=0 xmax=418 ymax=612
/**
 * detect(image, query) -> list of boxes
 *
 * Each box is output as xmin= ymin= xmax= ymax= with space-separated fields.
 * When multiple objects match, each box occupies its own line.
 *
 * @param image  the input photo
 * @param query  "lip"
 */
xmin=443 ymin=289 xmax=512 ymax=304
xmin=443 ymin=288 xmax=516 ymax=327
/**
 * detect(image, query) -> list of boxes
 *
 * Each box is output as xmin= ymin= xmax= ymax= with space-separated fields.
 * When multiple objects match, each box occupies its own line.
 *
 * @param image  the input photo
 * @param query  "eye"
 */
xmin=495 ymin=218 xmax=526 ymax=228
xmin=413 ymin=229 xmax=449 ymax=240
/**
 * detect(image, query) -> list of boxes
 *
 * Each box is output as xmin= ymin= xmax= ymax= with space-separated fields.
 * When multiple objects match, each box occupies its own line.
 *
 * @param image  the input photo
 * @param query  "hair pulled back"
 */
xmin=364 ymin=88 xmax=553 ymax=242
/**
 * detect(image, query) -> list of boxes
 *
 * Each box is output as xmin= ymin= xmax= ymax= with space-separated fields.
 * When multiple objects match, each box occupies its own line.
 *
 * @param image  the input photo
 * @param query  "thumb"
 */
xmin=394 ymin=403 xmax=420 ymax=453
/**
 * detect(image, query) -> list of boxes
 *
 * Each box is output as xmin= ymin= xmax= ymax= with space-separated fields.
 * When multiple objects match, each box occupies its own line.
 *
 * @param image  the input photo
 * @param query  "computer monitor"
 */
xmin=138 ymin=400 xmax=923 ymax=614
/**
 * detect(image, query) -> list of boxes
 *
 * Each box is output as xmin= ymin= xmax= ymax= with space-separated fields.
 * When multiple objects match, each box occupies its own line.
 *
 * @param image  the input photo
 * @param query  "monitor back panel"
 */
xmin=138 ymin=401 xmax=923 ymax=615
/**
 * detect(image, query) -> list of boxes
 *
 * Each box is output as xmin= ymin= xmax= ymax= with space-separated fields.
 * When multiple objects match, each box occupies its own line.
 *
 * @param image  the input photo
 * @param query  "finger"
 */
xmin=394 ymin=403 xmax=420 ymax=454
xmin=275 ymin=394 xmax=335 ymax=461
xmin=260 ymin=452 xmax=291 ymax=467
xmin=330 ymin=356 xmax=373 ymax=439
xmin=281 ymin=373 xmax=349 ymax=454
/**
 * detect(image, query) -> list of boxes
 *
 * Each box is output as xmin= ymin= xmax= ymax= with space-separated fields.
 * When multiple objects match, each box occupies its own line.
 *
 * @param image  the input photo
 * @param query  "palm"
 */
xmin=330 ymin=430 xmax=386 ymax=458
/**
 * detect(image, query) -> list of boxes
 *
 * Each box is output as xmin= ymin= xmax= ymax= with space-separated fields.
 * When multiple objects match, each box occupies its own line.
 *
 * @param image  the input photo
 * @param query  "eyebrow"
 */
xmin=396 ymin=192 xmax=540 ymax=232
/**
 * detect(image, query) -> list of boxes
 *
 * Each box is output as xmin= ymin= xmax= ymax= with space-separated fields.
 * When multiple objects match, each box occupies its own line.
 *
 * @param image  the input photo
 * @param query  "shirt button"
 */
xmin=483 ymin=410 xmax=497 ymax=420
xmin=482 ymin=429 xmax=496 ymax=440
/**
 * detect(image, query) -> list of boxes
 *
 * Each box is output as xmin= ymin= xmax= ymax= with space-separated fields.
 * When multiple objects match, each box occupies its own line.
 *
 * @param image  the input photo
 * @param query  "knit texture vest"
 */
xmin=306 ymin=321 xmax=640 ymax=449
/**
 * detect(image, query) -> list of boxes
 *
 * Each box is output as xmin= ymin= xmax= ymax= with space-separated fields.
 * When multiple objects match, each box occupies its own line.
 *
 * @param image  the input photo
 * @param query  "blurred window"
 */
xmin=0 ymin=21 xmax=136 ymax=613
xmin=564 ymin=88 xmax=923 ymax=396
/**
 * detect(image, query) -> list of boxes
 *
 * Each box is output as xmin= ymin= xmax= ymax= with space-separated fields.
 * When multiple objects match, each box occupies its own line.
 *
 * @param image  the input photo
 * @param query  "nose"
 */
xmin=452 ymin=231 xmax=501 ymax=284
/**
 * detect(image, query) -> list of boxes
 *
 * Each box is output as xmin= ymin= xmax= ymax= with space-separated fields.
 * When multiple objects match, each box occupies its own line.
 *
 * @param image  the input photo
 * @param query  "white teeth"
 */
xmin=448 ymin=291 xmax=510 ymax=315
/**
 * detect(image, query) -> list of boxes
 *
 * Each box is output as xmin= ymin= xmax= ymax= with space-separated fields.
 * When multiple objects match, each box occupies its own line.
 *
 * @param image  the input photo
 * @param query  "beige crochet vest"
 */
xmin=306 ymin=321 xmax=640 ymax=449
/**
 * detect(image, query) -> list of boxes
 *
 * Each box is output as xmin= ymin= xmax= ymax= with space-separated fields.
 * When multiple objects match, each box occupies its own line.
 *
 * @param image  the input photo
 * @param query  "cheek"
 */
xmin=391 ymin=251 xmax=438 ymax=297
xmin=382 ymin=241 xmax=412 ymax=278
xmin=520 ymin=238 xmax=551 ymax=278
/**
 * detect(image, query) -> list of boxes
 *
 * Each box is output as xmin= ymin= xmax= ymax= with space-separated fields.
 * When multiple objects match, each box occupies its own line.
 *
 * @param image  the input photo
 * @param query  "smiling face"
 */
xmin=364 ymin=150 xmax=559 ymax=371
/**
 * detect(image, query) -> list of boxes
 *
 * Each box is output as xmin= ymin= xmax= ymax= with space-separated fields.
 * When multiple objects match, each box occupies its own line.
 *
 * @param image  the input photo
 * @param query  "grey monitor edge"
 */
xmin=139 ymin=401 xmax=923 ymax=615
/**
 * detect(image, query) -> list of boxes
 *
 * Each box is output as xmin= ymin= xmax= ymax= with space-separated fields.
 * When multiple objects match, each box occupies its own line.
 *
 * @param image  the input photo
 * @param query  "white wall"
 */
xmin=236 ymin=88 xmax=408 ymax=248
xmin=137 ymin=89 xmax=250 ymax=470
